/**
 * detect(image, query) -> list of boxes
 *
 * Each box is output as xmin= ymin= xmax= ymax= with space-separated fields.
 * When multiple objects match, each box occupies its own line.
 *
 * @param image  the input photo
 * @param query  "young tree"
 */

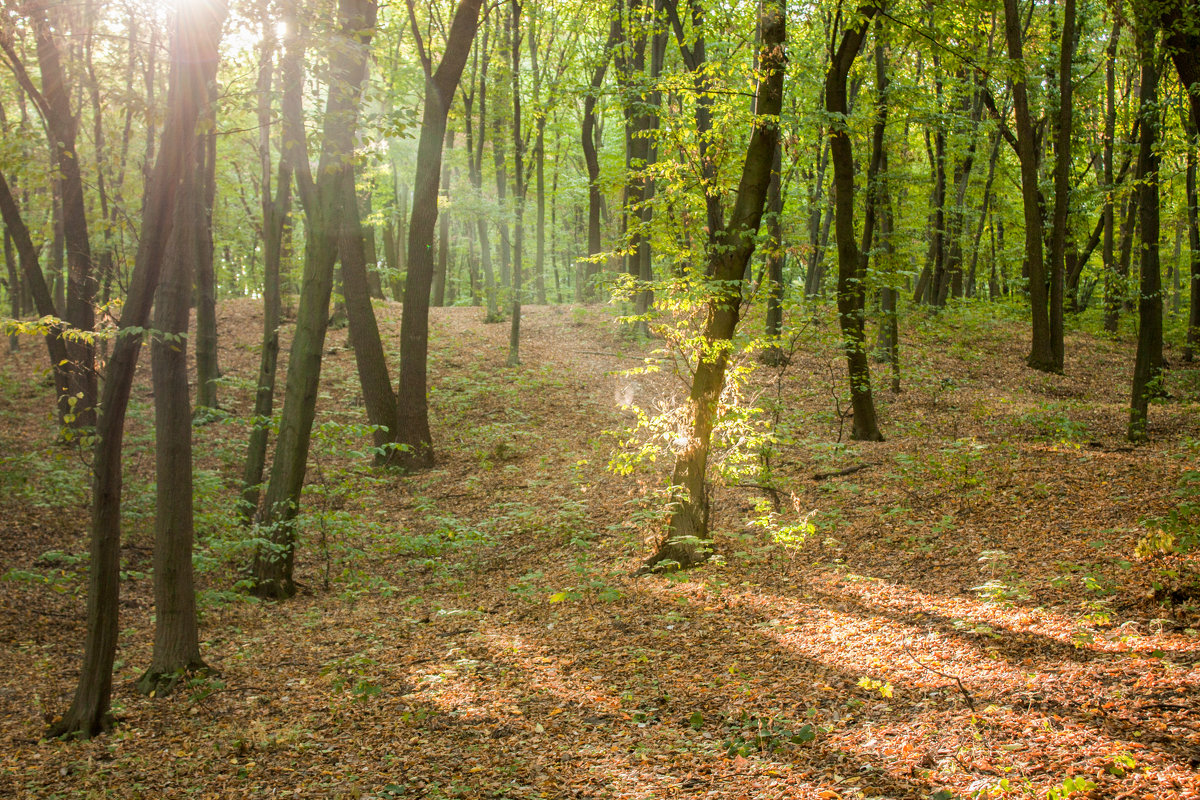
xmin=240 ymin=13 xmax=295 ymax=520
xmin=643 ymin=0 xmax=785 ymax=572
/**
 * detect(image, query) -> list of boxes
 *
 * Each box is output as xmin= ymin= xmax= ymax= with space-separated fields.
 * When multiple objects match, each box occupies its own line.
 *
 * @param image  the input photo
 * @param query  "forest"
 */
xmin=1 ymin=0 xmax=1199 ymax=796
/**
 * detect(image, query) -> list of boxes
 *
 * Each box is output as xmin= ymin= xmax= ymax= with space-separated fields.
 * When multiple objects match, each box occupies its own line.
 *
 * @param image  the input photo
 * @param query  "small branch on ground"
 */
xmin=812 ymin=463 xmax=873 ymax=481
xmin=903 ymin=643 xmax=976 ymax=712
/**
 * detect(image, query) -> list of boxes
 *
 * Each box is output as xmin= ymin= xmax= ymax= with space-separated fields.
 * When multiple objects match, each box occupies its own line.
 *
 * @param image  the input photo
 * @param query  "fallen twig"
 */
xmin=812 ymin=463 xmax=873 ymax=481
xmin=574 ymin=350 xmax=661 ymax=362
xmin=903 ymin=643 xmax=976 ymax=712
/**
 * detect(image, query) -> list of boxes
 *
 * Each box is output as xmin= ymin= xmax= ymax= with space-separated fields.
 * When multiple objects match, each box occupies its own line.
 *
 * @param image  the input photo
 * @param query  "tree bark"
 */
xmin=1002 ymin=0 xmax=1055 ymax=372
xmin=645 ymin=0 xmax=785 ymax=572
xmin=827 ymin=3 xmax=884 ymax=442
xmin=241 ymin=18 xmax=294 ymax=521
xmin=1128 ymin=32 xmax=1162 ymax=442
xmin=47 ymin=0 xmax=225 ymax=739
xmin=393 ymin=0 xmax=485 ymax=469
xmin=249 ymin=0 xmax=377 ymax=598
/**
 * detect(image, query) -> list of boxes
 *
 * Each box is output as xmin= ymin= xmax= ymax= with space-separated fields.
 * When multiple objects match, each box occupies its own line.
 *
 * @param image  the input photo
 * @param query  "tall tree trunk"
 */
xmin=1129 ymin=32 xmax=1162 ymax=442
xmin=241 ymin=19 xmax=293 ymax=520
xmin=1044 ymin=0 xmax=1074 ymax=372
xmin=827 ymin=3 xmax=884 ymax=442
xmin=139 ymin=129 xmax=208 ymax=695
xmin=1184 ymin=112 xmax=1199 ymax=361
xmin=1003 ymin=0 xmax=1055 ymax=372
xmin=194 ymin=92 xmax=221 ymax=411
xmin=507 ymin=0 xmax=526 ymax=367
xmin=393 ymin=0 xmax=485 ymax=469
xmin=249 ymin=0 xmax=377 ymax=598
xmin=645 ymin=0 xmax=784 ymax=572
xmin=47 ymin=0 xmax=225 ymax=739
xmin=581 ymin=2 xmax=623 ymax=301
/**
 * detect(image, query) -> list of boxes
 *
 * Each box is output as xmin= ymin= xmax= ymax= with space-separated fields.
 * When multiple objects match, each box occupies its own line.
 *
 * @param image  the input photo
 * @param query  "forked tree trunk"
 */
xmin=1003 ymin=0 xmax=1055 ymax=372
xmin=249 ymin=0 xmax=377 ymax=598
xmin=240 ymin=19 xmax=294 ymax=521
xmin=47 ymin=0 xmax=225 ymax=739
xmin=644 ymin=0 xmax=784 ymax=572
xmin=581 ymin=2 xmax=622 ymax=301
xmin=827 ymin=3 xmax=884 ymax=442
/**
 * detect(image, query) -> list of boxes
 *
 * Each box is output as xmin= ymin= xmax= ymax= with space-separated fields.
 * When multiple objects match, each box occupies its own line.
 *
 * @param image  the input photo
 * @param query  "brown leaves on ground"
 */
xmin=0 ymin=300 xmax=1198 ymax=799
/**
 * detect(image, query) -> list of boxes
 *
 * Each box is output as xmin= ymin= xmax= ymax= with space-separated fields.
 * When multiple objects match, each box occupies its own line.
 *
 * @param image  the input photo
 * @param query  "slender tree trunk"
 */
xmin=827 ymin=3 xmax=884 ymax=442
xmin=1003 ymin=0 xmax=1055 ymax=372
xmin=194 ymin=100 xmax=221 ymax=411
xmin=464 ymin=25 xmax=501 ymax=321
xmin=803 ymin=139 xmax=830 ymax=296
xmin=582 ymin=2 xmax=622 ymax=300
xmin=393 ymin=0 xmax=484 ymax=469
xmin=139 ymin=131 xmax=208 ymax=696
xmin=241 ymin=19 xmax=293 ymax=521
xmin=508 ymin=0 xmax=527 ymax=367
xmin=1129 ymin=33 xmax=1162 ymax=441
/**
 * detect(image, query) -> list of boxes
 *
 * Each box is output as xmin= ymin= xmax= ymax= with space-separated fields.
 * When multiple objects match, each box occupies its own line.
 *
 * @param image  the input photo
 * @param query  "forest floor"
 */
xmin=1 ymin=298 xmax=1199 ymax=800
